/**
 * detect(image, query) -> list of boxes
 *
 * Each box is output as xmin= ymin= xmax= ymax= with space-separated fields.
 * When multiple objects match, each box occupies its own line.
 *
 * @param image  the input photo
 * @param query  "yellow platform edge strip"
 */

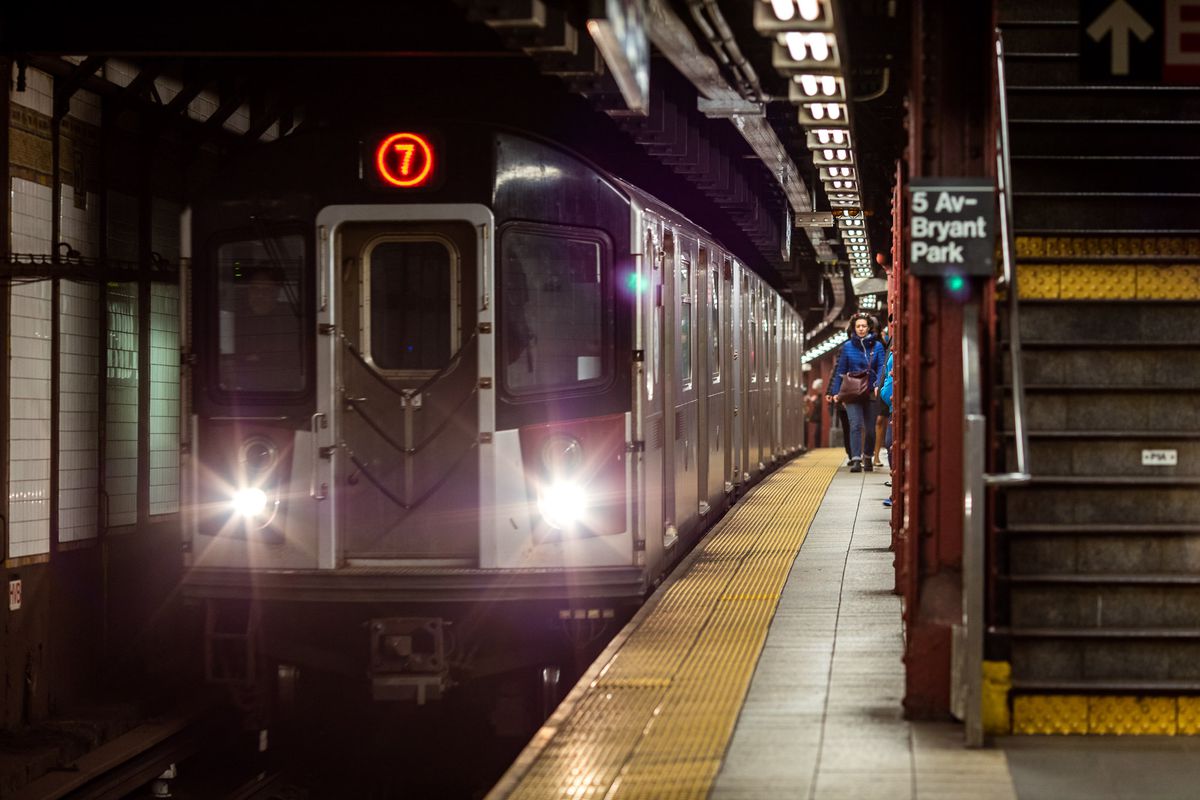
xmin=1012 ymin=695 xmax=1200 ymax=736
xmin=495 ymin=449 xmax=843 ymax=800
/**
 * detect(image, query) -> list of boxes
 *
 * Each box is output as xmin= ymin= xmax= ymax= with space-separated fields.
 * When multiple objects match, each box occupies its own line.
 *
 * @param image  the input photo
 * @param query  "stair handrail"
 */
xmin=989 ymin=28 xmax=1031 ymax=486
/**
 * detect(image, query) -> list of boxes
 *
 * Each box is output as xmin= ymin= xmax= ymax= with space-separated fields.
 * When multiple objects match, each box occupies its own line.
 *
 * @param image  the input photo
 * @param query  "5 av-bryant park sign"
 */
xmin=907 ymin=178 xmax=996 ymax=277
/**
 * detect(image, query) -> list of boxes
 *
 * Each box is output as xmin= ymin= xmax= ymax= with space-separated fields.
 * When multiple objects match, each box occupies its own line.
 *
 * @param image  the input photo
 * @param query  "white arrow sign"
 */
xmin=1087 ymin=0 xmax=1154 ymax=75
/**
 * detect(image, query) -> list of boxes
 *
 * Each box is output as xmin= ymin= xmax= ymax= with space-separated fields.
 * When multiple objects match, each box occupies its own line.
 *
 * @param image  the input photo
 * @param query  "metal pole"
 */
xmin=961 ymin=301 xmax=985 ymax=747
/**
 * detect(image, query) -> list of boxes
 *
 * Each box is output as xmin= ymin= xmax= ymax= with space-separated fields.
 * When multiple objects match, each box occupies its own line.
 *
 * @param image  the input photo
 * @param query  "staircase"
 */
xmin=995 ymin=0 xmax=1200 ymax=734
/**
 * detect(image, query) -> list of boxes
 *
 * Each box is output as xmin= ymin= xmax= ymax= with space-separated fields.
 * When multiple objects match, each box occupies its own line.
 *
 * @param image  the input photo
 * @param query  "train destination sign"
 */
xmin=907 ymin=178 xmax=995 ymax=277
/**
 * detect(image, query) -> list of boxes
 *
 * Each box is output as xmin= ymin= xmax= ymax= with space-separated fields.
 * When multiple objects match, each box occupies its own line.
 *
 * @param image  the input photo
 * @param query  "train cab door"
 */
xmin=315 ymin=206 xmax=489 ymax=566
xmin=672 ymin=235 xmax=699 ymax=539
xmin=744 ymin=276 xmax=758 ymax=481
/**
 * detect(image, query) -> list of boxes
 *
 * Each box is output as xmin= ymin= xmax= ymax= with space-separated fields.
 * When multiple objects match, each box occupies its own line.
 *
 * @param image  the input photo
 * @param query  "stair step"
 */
xmin=1003 ymin=523 xmax=1200 ymax=536
xmin=1001 ymin=430 xmax=1200 ymax=440
xmin=1002 ymin=627 xmax=1200 ymax=639
xmin=999 ymin=25 xmax=1078 ymax=54
xmin=1008 ymin=302 xmax=1200 ymax=342
xmin=1010 ymin=120 xmax=1200 ymax=157
xmin=1008 ymin=88 xmax=1200 ymax=122
xmin=1001 ymin=439 xmax=1200 ymax=479
xmin=1006 ymin=396 xmax=1200 ymax=436
xmin=1012 ymin=679 xmax=1200 ymax=692
xmin=1015 ymin=476 xmax=1200 ymax=487
xmin=1012 ymin=158 xmax=1200 ymax=193
xmin=1011 ymin=640 xmax=1200 ymax=686
xmin=996 ymin=0 xmax=1078 ymax=24
xmin=1015 ymin=194 xmax=1200 ymax=232
xmin=1009 ymin=573 xmax=1200 ymax=585
xmin=1009 ymin=535 xmax=1200 ymax=575
xmin=1003 ymin=384 xmax=1200 ymax=392
xmin=1007 ymin=485 xmax=1200 ymax=525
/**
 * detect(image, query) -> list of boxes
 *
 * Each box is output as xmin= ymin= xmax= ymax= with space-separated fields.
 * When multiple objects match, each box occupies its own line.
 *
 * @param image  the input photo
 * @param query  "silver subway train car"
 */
xmin=180 ymin=124 xmax=805 ymax=701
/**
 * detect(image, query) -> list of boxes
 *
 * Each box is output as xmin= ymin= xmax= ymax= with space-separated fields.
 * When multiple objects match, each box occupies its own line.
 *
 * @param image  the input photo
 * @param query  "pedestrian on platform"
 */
xmin=880 ymin=348 xmax=895 ymax=506
xmin=826 ymin=314 xmax=886 ymax=473
xmin=872 ymin=324 xmax=891 ymax=467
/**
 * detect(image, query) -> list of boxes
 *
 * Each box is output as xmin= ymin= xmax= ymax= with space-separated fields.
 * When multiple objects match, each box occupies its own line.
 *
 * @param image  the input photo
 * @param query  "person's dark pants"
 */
xmin=836 ymin=404 xmax=851 ymax=458
xmin=844 ymin=398 xmax=878 ymax=463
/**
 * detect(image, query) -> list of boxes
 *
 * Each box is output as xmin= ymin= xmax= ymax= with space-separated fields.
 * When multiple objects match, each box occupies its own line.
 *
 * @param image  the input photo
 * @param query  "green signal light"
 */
xmin=945 ymin=275 xmax=966 ymax=292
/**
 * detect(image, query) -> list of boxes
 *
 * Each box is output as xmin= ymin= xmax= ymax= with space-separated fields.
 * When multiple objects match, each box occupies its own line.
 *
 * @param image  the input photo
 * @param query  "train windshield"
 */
xmin=215 ymin=234 xmax=307 ymax=394
xmin=500 ymin=225 xmax=609 ymax=396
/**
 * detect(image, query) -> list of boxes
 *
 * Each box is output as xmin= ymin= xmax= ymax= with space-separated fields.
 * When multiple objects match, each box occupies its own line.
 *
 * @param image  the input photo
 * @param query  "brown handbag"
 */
xmin=836 ymin=369 xmax=870 ymax=403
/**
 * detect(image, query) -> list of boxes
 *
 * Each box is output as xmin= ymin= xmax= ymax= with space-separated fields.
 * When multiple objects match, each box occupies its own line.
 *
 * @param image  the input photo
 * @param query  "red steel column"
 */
xmin=898 ymin=0 xmax=993 ymax=718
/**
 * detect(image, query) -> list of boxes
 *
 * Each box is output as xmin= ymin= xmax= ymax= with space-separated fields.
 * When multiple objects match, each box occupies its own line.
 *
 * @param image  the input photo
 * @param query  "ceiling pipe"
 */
xmin=643 ymin=0 xmax=815 ymax=229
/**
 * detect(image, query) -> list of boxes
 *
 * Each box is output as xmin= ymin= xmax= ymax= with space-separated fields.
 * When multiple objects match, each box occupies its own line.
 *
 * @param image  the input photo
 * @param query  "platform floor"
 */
xmin=490 ymin=449 xmax=1200 ymax=800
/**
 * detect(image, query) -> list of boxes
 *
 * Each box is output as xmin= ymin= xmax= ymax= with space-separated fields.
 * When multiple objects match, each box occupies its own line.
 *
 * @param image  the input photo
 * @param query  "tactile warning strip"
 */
xmin=1013 ymin=695 xmax=1200 ymax=735
xmin=495 ymin=449 xmax=842 ymax=800
xmin=1013 ymin=236 xmax=1200 ymax=300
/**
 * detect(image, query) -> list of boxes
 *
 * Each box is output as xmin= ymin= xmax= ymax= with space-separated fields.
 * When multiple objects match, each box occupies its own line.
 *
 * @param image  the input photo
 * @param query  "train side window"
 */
xmin=500 ymin=224 xmax=611 ymax=396
xmin=680 ymin=252 xmax=692 ymax=390
xmin=364 ymin=237 xmax=459 ymax=373
xmin=216 ymin=234 xmax=306 ymax=394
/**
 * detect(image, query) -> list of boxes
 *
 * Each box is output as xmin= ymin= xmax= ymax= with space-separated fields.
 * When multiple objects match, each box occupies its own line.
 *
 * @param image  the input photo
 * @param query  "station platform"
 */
xmin=488 ymin=449 xmax=1200 ymax=800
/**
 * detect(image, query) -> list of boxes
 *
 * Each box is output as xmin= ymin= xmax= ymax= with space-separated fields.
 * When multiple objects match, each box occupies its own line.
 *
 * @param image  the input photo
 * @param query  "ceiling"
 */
xmin=1 ymin=0 xmax=910 ymax=328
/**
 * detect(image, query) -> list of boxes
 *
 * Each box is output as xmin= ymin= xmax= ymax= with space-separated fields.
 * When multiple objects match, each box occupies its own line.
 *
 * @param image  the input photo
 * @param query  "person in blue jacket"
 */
xmin=880 ymin=349 xmax=895 ymax=506
xmin=825 ymin=314 xmax=886 ymax=473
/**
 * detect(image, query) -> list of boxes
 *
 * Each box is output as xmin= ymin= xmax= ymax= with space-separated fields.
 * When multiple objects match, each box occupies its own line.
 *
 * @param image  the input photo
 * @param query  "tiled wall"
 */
xmin=6 ymin=57 xmax=188 ymax=553
xmin=150 ymin=284 xmax=180 ymax=515
xmin=59 ymin=281 xmax=100 ymax=542
xmin=105 ymin=284 xmax=139 ymax=527
xmin=9 ymin=282 xmax=53 ymax=558
xmin=11 ymin=178 xmax=53 ymax=256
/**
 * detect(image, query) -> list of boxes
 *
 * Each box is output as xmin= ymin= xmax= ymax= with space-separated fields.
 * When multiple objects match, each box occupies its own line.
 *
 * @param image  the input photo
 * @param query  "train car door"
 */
xmin=672 ymin=235 xmax=699 ymax=539
xmin=701 ymin=247 xmax=726 ymax=514
xmin=640 ymin=222 xmax=668 ymax=563
xmin=729 ymin=262 xmax=743 ymax=488
xmin=659 ymin=228 xmax=678 ymax=549
xmin=318 ymin=207 xmax=486 ymax=566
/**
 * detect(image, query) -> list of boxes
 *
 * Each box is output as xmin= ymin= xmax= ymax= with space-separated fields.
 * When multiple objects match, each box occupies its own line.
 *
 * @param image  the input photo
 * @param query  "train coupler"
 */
xmin=367 ymin=617 xmax=450 ymax=705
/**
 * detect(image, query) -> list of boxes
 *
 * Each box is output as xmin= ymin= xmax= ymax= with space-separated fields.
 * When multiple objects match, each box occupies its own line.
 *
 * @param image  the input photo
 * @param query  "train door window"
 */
xmin=216 ymin=233 xmax=306 ymax=394
xmin=748 ymin=281 xmax=757 ymax=382
xmin=654 ymin=232 xmax=671 ymax=400
xmin=680 ymin=251 xmax=692 ymax=390
xmin=710 ymin=259 xmax=720 ymax=382
xmin=500 ymin=223 xmax=611 ymax=396
xmin=363 ymin=236 xmax=459 ymax=374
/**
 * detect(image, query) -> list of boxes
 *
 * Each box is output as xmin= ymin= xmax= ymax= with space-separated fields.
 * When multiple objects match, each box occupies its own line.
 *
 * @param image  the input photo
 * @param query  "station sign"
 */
xmin=907 ymin=178 xmax=995 ymax=277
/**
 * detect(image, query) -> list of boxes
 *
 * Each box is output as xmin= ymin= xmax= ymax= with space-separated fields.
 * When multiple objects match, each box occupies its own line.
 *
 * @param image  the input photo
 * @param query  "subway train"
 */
xmin=179 ymin=122 xmax=806 ymax=703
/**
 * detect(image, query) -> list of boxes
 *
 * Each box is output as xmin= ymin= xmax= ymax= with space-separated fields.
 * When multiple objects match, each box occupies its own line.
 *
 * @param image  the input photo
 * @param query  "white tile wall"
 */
xmin=107 ymin=191 xmax=139 ymax=264
xmin=11 ymin=177 xmax=53 ymax=256
xmin=150 ymin=284 xmax=180 ymax=515
xmin=68 ymin=88 xmax=102 ymax=127
xmin=61 ymin=184 xmax=101 ymax=259
xmin=9 ymin=281 xmax=53 ymax=558
xmin=153 ymin=76 xmax=182 ymax=106
xmin=104 ymin=60 xmax=138 ymax=88
xmin=106 ymin=284 xmax=139 ymax=527
xmin=60 ymin=281 xmax=101 ymax=542
xmin=11 ymin=64 xmax=52 ymax=115
xmin=223 ymin=104 xmax=251 ymax=135
xmin=152 ymin=199 xmax=182 ymax=266
xmin=187 ymin=90 xmax=219 ymax=123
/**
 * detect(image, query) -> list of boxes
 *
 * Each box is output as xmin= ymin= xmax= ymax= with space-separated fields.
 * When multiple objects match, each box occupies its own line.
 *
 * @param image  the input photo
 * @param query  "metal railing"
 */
xmin=958 ymin=29 xmax=1033 ymax=748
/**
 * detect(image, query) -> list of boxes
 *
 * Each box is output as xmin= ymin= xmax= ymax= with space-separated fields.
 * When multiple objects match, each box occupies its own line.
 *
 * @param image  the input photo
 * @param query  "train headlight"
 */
xmin=537 ymin=481 xmax=587 ymax=530
xmin=232 ymin=487 xmax=269 ymax=518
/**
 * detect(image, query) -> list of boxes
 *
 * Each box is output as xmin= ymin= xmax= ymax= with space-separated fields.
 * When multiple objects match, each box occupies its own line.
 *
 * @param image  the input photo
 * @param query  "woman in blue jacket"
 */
xmin=825 ymin=314 xmax=886 ymax=473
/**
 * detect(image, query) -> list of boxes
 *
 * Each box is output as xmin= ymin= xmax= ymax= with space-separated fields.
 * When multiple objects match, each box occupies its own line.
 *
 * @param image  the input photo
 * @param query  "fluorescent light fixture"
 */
xmin=771 ymin=0 xmax=796 ymax=21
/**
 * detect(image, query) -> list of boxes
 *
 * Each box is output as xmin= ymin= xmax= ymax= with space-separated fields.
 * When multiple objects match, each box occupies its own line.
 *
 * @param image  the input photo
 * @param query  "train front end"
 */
xmin=181 ymin=126 xmax=643 ymax=700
